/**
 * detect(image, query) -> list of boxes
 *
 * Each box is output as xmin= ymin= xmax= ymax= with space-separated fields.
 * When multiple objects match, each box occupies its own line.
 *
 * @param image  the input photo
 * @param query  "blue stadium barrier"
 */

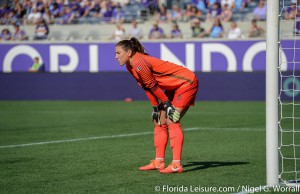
xmin=0 ymin=72 xmax=266 ymax=101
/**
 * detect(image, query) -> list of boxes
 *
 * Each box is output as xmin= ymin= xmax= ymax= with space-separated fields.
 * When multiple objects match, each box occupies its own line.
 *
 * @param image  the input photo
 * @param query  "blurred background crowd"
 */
xmin=0 ymin=0 xmax=299 ymax=41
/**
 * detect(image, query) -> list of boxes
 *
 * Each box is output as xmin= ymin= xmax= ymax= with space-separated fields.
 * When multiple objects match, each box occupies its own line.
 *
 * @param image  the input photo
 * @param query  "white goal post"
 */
xmin=267 ymin=0 xmax=300 ymax=187
xmin=266 ymin=0 xmax=280 ymax=186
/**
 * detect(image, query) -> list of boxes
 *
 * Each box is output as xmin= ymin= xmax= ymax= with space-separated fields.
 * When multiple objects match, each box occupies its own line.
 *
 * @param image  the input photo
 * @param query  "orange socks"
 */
xmin=154 ymin=123 xmax=184 ymax=162
xmin=168 ymin=123 xmax=184 ymax=161
xmin=154 ymin=125 xmax=168 ymax=159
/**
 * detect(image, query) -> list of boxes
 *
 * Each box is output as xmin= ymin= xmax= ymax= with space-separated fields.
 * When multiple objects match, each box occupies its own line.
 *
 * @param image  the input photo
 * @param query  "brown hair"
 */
xmin=116 ymin=37 xmax=149 ymax=56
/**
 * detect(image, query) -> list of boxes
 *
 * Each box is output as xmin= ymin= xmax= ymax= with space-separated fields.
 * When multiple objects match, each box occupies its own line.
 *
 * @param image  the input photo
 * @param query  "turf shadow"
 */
xmin=183 ymin=161 xmax=249 ymax=172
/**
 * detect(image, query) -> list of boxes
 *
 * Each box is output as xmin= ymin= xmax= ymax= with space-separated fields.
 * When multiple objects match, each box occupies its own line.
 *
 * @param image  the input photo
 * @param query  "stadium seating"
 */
xmin=1 ymin=19 xmax=268 ymax=41
xmin=4 ymin=0 xmax=299 ymax=41
xmin=123 ymin=2 xmax=149 ymax=23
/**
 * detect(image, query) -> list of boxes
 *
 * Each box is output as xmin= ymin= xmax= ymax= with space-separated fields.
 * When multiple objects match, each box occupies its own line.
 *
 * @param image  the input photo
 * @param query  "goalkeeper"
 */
xmin=115 ymin=37 xmax=198 ymax=174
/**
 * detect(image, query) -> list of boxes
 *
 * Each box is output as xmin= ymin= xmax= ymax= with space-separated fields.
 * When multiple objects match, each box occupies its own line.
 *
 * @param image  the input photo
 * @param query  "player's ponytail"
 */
xmin=116 ymin=37 xmax=149 ymax=56
xmin=130 ymin=37 xmax=148 ymax=55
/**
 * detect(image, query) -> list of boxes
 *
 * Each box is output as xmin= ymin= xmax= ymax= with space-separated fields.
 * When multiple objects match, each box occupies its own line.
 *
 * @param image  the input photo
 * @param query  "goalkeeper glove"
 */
xmin=151 ymin=106 xmax=161 ymax=125
xmin=163 ymin=101 xmax=180 ymax=123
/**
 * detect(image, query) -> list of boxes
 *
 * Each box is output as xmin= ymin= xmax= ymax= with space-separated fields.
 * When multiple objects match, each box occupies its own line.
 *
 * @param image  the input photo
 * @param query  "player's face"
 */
xmin=115 ymin=46 xmax=131 ymax=66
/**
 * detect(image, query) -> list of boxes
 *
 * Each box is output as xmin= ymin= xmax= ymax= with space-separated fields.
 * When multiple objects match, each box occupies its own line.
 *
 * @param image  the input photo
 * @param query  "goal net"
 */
xmin=278 ymin=0 xmax=300 ymax=185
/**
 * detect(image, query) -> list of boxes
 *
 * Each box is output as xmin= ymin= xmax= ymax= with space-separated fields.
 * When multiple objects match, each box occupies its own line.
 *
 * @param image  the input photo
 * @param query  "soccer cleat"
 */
xmin=139 ymin=159 xmax=165 ymax=171
xmin=159 ymin=162 xmax=183 ymax=174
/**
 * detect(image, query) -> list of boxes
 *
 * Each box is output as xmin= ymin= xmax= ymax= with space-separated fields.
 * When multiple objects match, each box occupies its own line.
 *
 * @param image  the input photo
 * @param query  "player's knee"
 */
xmin=158 ymin=110 xmax=167 ymax=125
xmin=153 ymin=121 xmax=159 ymax=126
xmin=152 ymin=117 xmax=167 ymax=126
xmin=166 ymin=119 xmax=176 ymax=126
xmin=159 ymin=117 xmax=167 ymax=125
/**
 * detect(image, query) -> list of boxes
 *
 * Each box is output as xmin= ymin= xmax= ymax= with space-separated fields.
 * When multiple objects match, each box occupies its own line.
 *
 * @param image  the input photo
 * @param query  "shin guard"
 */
xmin=168 ymin=123 xmax=184 ymax=161
xmin=154 ymin=125 xmax=168 ymax=159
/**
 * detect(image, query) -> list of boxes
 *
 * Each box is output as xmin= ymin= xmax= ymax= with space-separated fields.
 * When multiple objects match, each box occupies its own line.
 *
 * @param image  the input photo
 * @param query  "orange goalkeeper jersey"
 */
xmin=126 ymin=52 xmax=196 ymax=92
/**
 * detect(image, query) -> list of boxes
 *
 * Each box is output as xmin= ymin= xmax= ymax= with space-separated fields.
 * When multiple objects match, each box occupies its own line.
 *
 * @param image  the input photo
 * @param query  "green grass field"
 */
xmin=0 ymin=101 xmax=297 ymax=194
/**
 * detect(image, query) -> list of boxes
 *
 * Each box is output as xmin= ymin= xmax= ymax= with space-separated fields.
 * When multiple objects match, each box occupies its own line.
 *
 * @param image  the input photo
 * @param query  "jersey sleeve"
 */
xmin=132 ymin=58 xmax=169 ymax=104
xmin=150 ymin=85 xmax=168 ymax=104
xmin=144 ymin=89 xmax=159 ymax=107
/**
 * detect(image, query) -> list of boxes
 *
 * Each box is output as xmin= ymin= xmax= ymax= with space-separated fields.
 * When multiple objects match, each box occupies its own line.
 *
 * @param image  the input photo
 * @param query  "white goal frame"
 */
xmin=266 ymin=0 xmax=279 ymax=186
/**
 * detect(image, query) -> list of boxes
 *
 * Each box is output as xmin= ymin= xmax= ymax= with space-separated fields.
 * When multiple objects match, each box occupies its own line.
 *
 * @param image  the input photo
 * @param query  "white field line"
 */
xmin=0 ymin=127 xmax=264 ymax=149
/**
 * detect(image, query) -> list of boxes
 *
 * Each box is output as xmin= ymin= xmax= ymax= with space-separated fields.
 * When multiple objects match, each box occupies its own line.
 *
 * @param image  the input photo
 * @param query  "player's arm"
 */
xmin=133 ymin=60 xmax=168 ymax=104
xmin=138 ymin=66 xmax=180 ymax=123
xmin=144 ymin=87 xmax=180 ymax=123
xmin=146 ymin=92 xmax=160 ymax=124
xmin=134 ymin=60 xmax=180 ymax=123
xmin=144 ymin=89 xmax=163 ymax=124
xmin=144 ymin=89 xmax=159 ymax=107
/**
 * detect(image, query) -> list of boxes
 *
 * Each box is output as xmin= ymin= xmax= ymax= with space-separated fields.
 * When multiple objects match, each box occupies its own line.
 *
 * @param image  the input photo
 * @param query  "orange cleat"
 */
xmin=139 ymin=159 xmax=165 ymax=171
xmin=159 ymin=162 xmax=183 ymax=174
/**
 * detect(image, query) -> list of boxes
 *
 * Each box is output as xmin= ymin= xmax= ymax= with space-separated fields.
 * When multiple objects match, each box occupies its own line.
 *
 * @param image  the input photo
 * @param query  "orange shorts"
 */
xmin=165 ymin=77 xmax=199 ymax=108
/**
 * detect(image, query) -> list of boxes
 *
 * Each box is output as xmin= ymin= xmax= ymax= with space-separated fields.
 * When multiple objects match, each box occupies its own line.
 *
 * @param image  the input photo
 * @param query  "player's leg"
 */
xmin=160 ymin=110 xmax=185 ymax=173
xmin=160 ymin=78 xmax=198 ymax=173
xmin=139 ymin=112 xmax=168 ymax=171
xmin=138 ymin=123 xmax=168 ymax=171
xmin=160 ymin=107 xmax=189 ymax=124
xmin=139 ymin=107 xmax=187 ymax=171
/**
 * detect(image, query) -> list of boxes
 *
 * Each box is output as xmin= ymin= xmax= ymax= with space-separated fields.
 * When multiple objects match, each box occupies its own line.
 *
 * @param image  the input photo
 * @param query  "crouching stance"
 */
xmin=115 ymin=37 xmax=198 ymax=173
